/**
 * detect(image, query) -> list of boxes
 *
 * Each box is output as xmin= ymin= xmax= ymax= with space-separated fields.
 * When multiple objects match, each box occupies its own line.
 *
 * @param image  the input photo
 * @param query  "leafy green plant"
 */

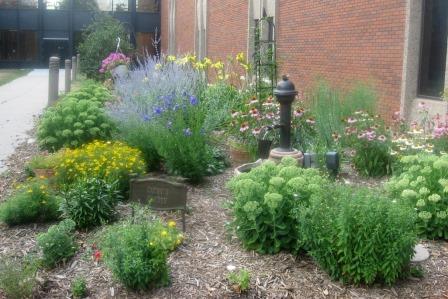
xmin=227 ymin=157 xmax=328 ymax=254
xmin=37 ymin=219 xmax=78 ymax=268
xmin=0 ymin=178 xmax=61 ymax=226
xmin=297 ymin=186 xmax=417 ymax=285
xmin=386 ymin=154 xmax=448 ymax=239
xmin=61 ymin=178 xmax=122 ymax=229
xmin=64 ymin=80 xmax=111 ymax=105
xmin=228 ymin=269 xmax=251 ymax=293
xmin=37 ymin=98 xmax=115 ymax=151
xmin=78 ymin=13 xmax=132 ymax=79
xmin=344 ymin=111 xmax=393 ymax=177
xmin=0 ymin=256 xmax=38 ymax=299
xmin=100 ymin=221 xmax=175 ymax=290
xmin=71 ymin=276 xmax=87 ymax=299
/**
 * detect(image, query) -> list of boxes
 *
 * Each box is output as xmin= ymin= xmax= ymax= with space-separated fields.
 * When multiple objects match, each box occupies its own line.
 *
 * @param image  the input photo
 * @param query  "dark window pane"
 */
xmin=114 ymin=0 xmax=128 ymax=11
xmin=419 ymin=0 xmax=448 ymax=98
xmin=0 ymin=30 xmax=18 ymax=61
xmin=137 ymin=0 xmax=159 ymax=12
xmin=0 ymin=0 xmax=18 ymax=8
xmin=18 ymin=31 xmax=38 ymax=61
xmin=19 ymin=0 xmax=37 ymax=8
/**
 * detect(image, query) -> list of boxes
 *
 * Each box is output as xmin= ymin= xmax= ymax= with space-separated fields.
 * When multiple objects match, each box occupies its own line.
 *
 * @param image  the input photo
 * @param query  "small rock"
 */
xmin=411 ymin=244 xmax=430 ymax=262
xmin=27 ymin=138 xmax=35 ymax=144
xmin=323 ymin=289 xmax=329 ymax=296
xmin=226 ymin=265 xmax=236 ymax=272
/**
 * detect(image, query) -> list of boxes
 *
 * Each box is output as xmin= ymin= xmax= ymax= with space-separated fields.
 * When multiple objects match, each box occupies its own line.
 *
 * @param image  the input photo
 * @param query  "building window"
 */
xmin=419 ymin=0 xmax=448 ymax=98
xmin=19 ymin=0 xmax=38 ymax=8
xmin=137 ymin=0 xmax=159 ymax=12
xmin=0 ymin=30 xmax=38 ymax=61
xmin=0 ymin=0 xmax=17 ymax=8
xmin=113 ymin=0 xmax=128 ymax=11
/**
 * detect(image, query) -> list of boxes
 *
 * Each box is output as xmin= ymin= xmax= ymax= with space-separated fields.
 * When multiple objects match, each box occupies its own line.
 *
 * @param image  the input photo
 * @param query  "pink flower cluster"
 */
xmin=345 ymin=112 xmax=388 ymax=143
xmin=433 ymin=113 xmax=448 ymax=139
xmin=99 ymin=52 xmax=130 ymax=73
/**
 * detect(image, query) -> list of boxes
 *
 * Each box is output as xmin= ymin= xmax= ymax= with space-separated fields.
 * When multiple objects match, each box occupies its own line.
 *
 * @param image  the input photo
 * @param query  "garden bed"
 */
xmin=1 ymin=136 xmax=447 ymax=298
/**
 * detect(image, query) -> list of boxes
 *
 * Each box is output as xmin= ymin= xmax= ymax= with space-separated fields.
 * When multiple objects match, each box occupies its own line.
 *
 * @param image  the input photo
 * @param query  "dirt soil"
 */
xmin=0 ymin=137 xmax=447 ymax=299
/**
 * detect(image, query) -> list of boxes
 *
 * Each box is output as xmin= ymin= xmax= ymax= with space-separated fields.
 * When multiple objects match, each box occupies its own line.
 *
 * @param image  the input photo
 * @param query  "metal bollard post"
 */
xmin=72 ymin=56 xmax=77 ymax=81
xmin=65 ymin=59 xmax=71 ymax=93
xmin=48 ymin=56 xmax=60 ymax=106
xmin=76 ymin=53 xmax=80 ymax=77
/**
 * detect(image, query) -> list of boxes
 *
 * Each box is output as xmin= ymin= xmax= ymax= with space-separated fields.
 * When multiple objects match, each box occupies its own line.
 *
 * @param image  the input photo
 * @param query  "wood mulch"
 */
xmin=0 ymin=134 xmax=447 ymax=298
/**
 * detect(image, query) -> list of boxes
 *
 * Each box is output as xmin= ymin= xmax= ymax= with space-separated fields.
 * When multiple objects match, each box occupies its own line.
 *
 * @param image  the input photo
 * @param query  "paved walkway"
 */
xmin=0 ymin=69 xmax=67 ymax=173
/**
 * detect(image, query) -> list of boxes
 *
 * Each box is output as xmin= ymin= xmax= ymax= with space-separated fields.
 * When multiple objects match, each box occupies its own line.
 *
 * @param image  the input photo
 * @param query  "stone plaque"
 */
xmin=130 ymin=176 xmax=188 ymax=231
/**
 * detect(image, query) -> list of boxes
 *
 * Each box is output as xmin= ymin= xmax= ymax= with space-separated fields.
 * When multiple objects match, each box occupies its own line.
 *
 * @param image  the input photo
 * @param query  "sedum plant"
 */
xmin=37 ymin=98 xmax=114 ymax=151
xmin=227 ymin=157 xmax=328 ymax=254
xmin=61 ymin=178 xmax=122 ymax=229
xmin=298 ymin=186 xmax=417 ymax=285
xmin=37 ymin=219 xmax=78 ymax=268
xmin=0 ymin=178 xmax=61 ymax=226
xmin=386 ymin=154 xmax=448 ymax=239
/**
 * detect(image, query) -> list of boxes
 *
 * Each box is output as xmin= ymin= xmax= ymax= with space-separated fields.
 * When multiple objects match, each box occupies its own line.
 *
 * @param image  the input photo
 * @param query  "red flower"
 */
xmin=93 ymin=250 xmax=102 ymax=262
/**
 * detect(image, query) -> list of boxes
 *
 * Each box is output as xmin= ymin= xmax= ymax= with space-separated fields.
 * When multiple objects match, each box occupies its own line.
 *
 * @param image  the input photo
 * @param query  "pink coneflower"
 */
xmin=306 ymin=117 xmax=316 ymax=125
xmin=265 ymin=112 xmax=275 ymax=119
xmin=354 ymin=110 xmax=364 ymax=115
xmin=248 ymin=96 xmax=258 ymax=105
xmin=347 ymin=117 xmax=357 ymax=124
xmin=332 ymin=132 xmax=341 ymax=142
xmin=252 ymin=128 xmax=261 ymax=136
xmin=358 ymin=132 xmax=366 ymax=139
xmin=418 ymin=102 xmax=426 ymax=110
xmin=231 ymin=111 xmax=239 ymax=118
xmin=263 ymin=96 xmax=274 ymax=107
xmin=377 ymin=135 xmax=387 ymax=142
xmin=249 ymin=108 xmax=259 ymax=117
xmin=294 ymin=108 xmax=304 ymax=117
xmin=240 ymin=122 xmax=249 ymax=132
xmin=345 ymin=126 xmax=357 ymax=135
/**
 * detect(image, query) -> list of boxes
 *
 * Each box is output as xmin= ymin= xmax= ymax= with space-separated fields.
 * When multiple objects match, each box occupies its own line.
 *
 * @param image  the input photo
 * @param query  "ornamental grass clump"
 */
xmin=297 ymin=186 xmax=417 ymax=285
xmin=55 ymin=140 xmax=146 ymax=192
xmin=227 ymin=157 xmax=328 ymax=254
xmin=37 ymin=98 xmax=114 ymax=151
xmin=386 ymin=154 xmax=448 ymax=239
xmin=109 ymin=55 xmax=217 ymax=182
xmin=0 ymin=178 xmax=61 ymax=226
xmin=100 ymin=218 xmax=183 ymax=290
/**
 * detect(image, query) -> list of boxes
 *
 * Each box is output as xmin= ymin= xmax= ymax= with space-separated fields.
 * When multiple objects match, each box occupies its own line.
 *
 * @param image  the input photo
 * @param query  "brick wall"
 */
xmin=277 ymin=0 xmax=407 ymax=118
xmin=160 ymin=0 xmax=168 ymax=53
xmin=207 ymin=0 xmax=248 ymax=60
xmin=174 ymin=0 xmax=195 ymax=54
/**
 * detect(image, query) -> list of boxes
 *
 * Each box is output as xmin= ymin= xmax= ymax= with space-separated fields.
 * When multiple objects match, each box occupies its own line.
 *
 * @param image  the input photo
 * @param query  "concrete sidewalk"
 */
xmin=0 ymin=69 xmax=66 ymax=173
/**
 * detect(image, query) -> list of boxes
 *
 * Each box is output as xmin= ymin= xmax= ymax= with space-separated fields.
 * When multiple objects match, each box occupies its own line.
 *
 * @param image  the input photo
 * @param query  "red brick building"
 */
xmin=160 ymin=0 xmax=448 ymax=120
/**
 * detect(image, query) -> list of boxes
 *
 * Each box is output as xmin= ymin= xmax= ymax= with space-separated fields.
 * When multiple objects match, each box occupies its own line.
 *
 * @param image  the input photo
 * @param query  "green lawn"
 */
xmin=0 ymin=69 xmax=32 ymax=86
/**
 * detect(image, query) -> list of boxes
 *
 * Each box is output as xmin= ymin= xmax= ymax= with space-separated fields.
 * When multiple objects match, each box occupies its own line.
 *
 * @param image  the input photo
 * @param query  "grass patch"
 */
xmin=0 ymin=69 xmax=31 ymax=86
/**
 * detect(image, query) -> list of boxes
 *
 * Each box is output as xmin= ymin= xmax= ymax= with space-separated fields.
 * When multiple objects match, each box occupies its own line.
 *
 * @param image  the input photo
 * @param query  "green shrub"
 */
xmin=386 ymin=154 xmax=448 ymax=239
xmin=297 ymin=186 xmax=417 ymax=285
xmin=100 ymin=219 xmax=183 ymax=290
xmin=228 ymin=269 xmax=251 ymax=293
xmin=0 ymin=256 xmax=38 ymax=299
xmin=71 ymin=276 xmax=87 ymax=299
xmin=0 ymin=179 xmax=61 ymax=226
xmin=227 ymin=157 xmax=328 ymax=254
xmin=37 ymin=219 xmax=77 ymax=268
xmin=37 ymin=98 xmax=115 ymax=151
xmin=61 ymin=178 xmax=122 ymax=229
xmin=78 ymin=13 xmax=132 ymax=79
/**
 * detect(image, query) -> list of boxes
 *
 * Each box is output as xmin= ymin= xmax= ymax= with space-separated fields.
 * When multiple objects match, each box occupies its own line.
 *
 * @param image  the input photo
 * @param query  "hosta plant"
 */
xmin=386 ymin=154 xmax=448 ymax=239
xmin=227 ymin=157 xmax=328 ymax=254
xmin=37 ymin=98 xmax=114 ymax=151
xmin=298 ymin=186 xmax=417 ymax=285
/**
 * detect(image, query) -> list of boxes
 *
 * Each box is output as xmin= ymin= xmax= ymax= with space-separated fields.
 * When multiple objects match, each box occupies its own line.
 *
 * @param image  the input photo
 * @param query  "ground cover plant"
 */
xmin=297 ymin=186 xmax=417 ymax=285
xmin=227 ymin=157 xmax=328 ymax=254
xmin=228 ymin=269 xmax=251 ymax=293
xmin=37 ymin=219 xmax=77 ymax=268
xmin=386 ymin=154 xmax=448 ymax=239
xmin=0 ymin=178 xmax=61 ymax=225
xmin=100 ymin=213 xmax=183 ymax=290
xmin=54 ymin=140 xmax=145 ymax=192
xmin=61 ymin=178 xmax=122 ymax=229
xmin=71 ymin=276 xmax=88 ymax=298
xmin=0 ymin=256 xmax=38 ymax=299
